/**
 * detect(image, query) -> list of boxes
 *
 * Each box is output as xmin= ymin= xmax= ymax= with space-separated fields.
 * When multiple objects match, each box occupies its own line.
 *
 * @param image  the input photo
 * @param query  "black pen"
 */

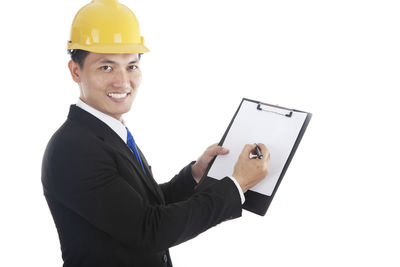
xmin=254 ymin=143 xmax=263 ymax=159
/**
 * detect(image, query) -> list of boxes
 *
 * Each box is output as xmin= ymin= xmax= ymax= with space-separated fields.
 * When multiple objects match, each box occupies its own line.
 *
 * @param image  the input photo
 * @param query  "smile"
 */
xmin=107 ymin=92 xmax=131 ymax=99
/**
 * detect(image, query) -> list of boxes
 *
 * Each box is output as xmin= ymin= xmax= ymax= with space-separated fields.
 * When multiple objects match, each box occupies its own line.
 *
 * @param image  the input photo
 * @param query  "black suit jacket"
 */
xmin=42 ymin=105 xmax=242 ymax=267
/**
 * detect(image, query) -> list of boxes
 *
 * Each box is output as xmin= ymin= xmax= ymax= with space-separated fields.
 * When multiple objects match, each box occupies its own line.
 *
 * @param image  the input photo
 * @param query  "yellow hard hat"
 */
xmin=67 ymin=0 xmax=149 ymax=53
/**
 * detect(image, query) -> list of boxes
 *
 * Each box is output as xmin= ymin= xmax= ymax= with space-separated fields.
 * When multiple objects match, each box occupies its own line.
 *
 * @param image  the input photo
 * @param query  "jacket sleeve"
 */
xmin=42 ymin=134 xmax=242 ymax=253
xmin=158 ymin=161 xmax=198 ymax=204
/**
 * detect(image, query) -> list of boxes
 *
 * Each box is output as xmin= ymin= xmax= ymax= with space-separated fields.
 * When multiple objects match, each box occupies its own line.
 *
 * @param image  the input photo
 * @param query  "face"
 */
xmin=68 ymin=52 xmax=142 ymax=121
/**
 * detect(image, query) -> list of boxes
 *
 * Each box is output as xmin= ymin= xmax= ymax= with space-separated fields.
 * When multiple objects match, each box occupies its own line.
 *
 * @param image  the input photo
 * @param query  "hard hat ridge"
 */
xmin=93 ymin=0 xmax=119 ymax=9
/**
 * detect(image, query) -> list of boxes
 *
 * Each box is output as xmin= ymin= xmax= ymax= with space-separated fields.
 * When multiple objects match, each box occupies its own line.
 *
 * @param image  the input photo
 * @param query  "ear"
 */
xmin=68 ymin=60 xmax=81 ymax=83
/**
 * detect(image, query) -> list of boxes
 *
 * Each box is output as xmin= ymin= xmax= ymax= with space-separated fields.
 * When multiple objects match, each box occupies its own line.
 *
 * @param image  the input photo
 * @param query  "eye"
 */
xmin=129 ymin=65 xmax=138 ymax=70
xmin=100 ymin=65 xmax=112 ymax=72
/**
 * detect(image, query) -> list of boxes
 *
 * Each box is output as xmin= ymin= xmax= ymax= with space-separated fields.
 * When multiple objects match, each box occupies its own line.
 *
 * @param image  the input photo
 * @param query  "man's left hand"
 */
xmin=191 ymin=143 xmax=229 ymax=183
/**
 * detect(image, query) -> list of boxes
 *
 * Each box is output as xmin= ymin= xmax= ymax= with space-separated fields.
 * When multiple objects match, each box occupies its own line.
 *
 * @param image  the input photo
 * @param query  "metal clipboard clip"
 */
xmin=257 ymin=103 xmax=293 ymax=118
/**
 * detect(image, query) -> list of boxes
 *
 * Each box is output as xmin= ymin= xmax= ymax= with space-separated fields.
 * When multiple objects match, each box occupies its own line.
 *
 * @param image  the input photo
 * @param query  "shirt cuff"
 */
xmin=227 ymin=176 xmax=245 ymax=204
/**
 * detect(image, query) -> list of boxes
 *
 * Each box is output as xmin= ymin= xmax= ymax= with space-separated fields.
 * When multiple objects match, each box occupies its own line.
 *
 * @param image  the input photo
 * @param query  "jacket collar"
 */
xmin=76 ymin=99 xmax=128 ymax=143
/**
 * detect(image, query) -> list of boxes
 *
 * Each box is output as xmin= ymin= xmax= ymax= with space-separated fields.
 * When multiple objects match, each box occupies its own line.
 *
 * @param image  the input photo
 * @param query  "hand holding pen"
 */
xmin=232 ymin=143 xmax=271 ymax=193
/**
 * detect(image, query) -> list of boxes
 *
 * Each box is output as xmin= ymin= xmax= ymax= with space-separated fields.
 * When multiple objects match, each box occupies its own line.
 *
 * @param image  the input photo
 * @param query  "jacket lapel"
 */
xmin=114 ymin=139 xmax=165 ymax=204
xmin=136 ymin=146 xmax=165 ymax=203
xmin=67 ymin=105 xmax=164 ymax=204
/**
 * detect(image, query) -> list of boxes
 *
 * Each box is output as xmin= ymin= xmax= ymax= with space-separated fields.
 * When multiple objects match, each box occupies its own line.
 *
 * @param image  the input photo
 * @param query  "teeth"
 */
xmin=108 ymin=92 xmax=128 ymax=99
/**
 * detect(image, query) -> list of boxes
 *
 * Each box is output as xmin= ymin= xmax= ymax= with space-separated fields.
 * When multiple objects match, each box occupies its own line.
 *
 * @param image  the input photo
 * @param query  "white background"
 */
xmin=1 ymin=0 xmax=399 ymax=266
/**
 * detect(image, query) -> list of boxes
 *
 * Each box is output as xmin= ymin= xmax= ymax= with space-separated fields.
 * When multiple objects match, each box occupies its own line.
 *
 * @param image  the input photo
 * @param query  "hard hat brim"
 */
xmin=67 ymin=43 xmax=150 ymax=54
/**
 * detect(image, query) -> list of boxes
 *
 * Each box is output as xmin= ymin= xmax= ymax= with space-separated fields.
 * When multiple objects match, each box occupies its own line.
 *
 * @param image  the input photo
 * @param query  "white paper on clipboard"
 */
xmin=207 ymin=100 xmax=308 ymax=196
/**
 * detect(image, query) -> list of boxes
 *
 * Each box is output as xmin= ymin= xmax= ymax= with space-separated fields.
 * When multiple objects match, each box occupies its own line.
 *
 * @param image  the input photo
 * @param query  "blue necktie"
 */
xmin=126 ymin=127 xmax=146 ymax=174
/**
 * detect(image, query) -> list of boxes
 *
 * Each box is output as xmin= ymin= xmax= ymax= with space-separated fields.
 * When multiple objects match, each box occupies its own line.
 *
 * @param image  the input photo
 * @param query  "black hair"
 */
xmin=67 ymin=49 xmax=143 ymax=69
xmin=68 ymin=49 xmax=89 ymax=69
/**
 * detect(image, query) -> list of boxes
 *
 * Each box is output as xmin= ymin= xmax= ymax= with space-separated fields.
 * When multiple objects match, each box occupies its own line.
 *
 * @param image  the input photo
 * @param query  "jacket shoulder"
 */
xmin=41 ymin=119 xmax=110 ymax=193
xmin=44 ymin=119 xmax=97 ymax=155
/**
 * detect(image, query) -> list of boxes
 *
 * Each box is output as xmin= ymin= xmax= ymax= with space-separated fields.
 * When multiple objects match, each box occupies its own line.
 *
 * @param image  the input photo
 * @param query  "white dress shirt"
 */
xmin=76 ymin=99 xmax=245 ymax=204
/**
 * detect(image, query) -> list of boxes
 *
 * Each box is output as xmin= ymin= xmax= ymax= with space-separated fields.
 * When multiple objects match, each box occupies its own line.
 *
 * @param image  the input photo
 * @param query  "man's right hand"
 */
xmin=232 ymin=143 xmax=270 ymax=193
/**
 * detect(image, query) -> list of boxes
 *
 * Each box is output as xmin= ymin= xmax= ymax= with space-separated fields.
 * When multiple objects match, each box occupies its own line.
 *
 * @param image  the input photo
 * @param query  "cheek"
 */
xmin=88 ymin=76 xmax=110 ymax=92
xmin=133 ymin=71 xmax=142 ymax=87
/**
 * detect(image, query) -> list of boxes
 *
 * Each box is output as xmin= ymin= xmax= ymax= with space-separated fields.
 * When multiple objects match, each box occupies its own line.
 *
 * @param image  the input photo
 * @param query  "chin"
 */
xmin=114 ymin=106 xmax=132 ymax=117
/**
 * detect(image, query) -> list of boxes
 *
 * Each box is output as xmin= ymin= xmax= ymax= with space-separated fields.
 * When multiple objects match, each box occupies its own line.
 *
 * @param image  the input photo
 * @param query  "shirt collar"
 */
xmin=76 ymin=99 xmax=127 ymax=143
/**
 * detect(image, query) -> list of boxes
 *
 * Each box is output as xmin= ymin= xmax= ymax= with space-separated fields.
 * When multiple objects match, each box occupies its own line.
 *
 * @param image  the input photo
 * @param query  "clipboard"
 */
xmin=195 ymin=98 xmax=312 ymax=216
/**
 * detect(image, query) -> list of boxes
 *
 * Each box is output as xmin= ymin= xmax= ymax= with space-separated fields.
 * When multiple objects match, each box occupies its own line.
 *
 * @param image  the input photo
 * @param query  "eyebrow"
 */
xmin=98 ymin=59 xmax=138 ymax=64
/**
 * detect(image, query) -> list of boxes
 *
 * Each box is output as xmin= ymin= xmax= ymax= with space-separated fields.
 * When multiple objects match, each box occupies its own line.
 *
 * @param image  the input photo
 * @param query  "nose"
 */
xmin=111 ymin=68 xmax=130 ymax=89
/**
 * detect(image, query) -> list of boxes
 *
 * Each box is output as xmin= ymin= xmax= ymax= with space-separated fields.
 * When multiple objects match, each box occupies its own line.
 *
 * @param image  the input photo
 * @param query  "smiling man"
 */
xmin=41 ymin=1 xmax=270 ymax=266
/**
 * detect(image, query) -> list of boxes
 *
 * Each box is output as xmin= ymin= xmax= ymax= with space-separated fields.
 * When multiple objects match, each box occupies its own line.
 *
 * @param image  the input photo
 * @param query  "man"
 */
xmin=41 ymin=0 xmax=270 ymax=266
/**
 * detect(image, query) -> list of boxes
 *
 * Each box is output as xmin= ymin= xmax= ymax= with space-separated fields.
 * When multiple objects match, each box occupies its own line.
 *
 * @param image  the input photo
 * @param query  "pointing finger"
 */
xmin=209 ymin=145 xmax=228 ymax=156
xmin=257 ymin=143 xmax=270 ymax=158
